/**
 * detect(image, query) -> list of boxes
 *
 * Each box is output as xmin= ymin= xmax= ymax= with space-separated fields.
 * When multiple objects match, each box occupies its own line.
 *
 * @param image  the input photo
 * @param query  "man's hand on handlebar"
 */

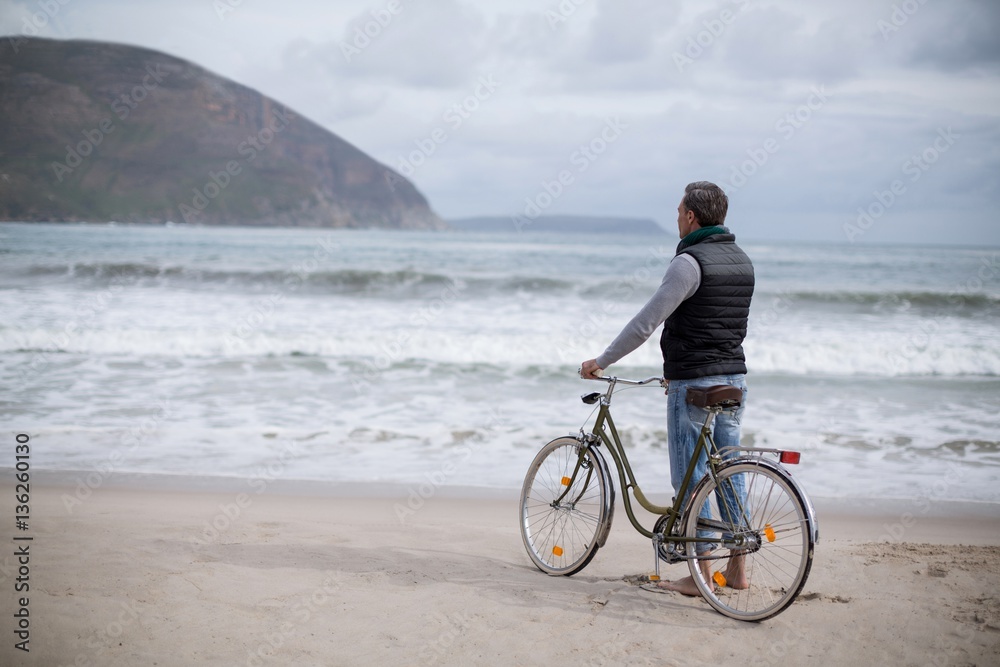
xmin=579 ymin=359 xmax=604 ymax=380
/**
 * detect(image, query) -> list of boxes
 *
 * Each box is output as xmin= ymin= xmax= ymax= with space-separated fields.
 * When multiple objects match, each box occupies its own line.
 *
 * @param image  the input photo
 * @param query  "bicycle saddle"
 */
xmin=685 ymin=385 xmax=742 ymax=409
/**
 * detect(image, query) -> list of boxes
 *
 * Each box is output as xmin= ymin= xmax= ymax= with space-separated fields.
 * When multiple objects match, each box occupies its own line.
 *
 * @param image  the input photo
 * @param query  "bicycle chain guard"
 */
xmin=654 ymin=514 xmax=686 ymax=564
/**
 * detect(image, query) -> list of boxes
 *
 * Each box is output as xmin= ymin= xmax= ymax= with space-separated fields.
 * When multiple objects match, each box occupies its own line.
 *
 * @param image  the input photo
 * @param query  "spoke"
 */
xmin=520 ymin=441 xmax=606 ymax=574
xmin=685 ymin=464 xmax=812 ymax=620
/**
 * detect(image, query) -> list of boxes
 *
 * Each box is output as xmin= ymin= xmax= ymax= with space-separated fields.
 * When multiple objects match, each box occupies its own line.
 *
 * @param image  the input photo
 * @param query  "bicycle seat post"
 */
xmin=702 ymin=408 xmax=718 ymax=435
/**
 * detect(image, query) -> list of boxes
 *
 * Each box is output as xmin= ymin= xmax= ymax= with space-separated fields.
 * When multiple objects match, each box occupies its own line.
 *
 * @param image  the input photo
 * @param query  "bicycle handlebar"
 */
xmin=583 ymin=374 xmax=665 ymax=387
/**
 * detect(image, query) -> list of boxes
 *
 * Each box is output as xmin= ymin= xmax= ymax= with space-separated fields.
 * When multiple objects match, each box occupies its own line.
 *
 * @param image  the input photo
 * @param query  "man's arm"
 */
xmin=583 ymin=254 xmax=700 ymax=375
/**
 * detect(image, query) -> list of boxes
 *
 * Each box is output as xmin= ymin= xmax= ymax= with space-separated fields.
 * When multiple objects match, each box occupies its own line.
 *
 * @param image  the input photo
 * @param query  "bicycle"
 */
xmin=518 ymin=375 xmax=818 ymax=621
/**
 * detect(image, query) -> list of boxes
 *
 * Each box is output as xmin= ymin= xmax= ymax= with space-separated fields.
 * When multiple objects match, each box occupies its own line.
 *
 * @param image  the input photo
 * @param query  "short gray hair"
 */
xmin=683 ymin=181 xmax=728 ymax=227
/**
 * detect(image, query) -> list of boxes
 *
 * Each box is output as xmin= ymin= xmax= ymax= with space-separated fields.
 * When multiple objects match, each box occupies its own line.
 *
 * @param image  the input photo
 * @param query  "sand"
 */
xmin=2 ymin=474 xmax=999 ymax=666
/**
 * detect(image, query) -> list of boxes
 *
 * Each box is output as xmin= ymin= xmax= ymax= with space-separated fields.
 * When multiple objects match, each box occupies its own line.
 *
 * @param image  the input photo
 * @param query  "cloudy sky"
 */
xmin=3 ymin=0 xmax=999 ymax=244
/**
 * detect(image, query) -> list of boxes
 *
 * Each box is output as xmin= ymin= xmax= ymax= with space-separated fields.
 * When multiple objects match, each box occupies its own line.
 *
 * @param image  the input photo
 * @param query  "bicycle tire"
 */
xmin=683 ymin=460 xmax=814 ymax=621
xmin=519 ymin=437 xmax=610 ymax=576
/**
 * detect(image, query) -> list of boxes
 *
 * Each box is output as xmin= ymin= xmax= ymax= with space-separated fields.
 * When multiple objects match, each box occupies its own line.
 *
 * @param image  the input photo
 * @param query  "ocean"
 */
xmin=2 ymin=222 xmax=999 ymax=503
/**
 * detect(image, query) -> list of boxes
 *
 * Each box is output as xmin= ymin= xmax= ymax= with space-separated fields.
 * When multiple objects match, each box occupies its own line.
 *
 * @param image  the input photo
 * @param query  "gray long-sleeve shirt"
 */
xmin=595 ymin=253 xmax=701 ymax=370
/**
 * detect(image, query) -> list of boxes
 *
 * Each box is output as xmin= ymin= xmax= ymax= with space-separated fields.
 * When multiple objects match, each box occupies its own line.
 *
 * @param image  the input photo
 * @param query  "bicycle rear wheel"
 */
xmin=519 ymin=437 xmax=610 ymax=576
xmin=684 ymin=461 xmax=814 ymax=621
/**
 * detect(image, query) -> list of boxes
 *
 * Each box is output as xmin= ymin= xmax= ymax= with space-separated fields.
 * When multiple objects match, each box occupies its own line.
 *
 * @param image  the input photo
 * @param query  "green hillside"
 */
xmin=0 ymin=38 xmax=444 ymax=229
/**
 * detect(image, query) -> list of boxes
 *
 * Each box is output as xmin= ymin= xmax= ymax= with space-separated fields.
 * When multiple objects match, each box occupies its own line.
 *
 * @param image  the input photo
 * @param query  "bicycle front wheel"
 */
xmin=519 ymin=437 xmax=610 ymax=576
xmin=684 ymin=461 xmax=814 ymax=621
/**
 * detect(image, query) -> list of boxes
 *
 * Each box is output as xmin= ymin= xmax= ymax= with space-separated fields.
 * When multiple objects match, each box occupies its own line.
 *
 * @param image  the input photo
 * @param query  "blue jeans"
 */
xmin=667 ymin=374 xmax=747 ymax=552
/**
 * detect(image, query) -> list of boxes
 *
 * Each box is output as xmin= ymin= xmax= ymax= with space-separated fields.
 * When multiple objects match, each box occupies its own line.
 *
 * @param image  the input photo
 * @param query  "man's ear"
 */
xmin=685 ymin=208 xmax=698 ymax=227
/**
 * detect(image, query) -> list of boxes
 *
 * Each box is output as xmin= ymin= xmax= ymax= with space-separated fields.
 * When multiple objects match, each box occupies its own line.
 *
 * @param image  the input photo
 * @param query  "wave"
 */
xmin=4 ymin=326 xmax=999 ymax=378
xmin=9 ymin=263 xmax=999 ymax=314
xmin=745 ymin=340 xmax=1000 ymax=378
xmin=9 ymin=261 xmax=601 ymax=301
xmin=17 ymin=262 xmax=461 ymax=295
xmin=763 ymin=289 xmax=1000 ymax=312
xmin=578 ymin=285 xmax=1000 ymax=319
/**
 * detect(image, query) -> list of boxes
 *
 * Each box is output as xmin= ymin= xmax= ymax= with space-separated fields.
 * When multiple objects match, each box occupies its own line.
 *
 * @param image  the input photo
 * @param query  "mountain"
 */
xmin=0 ymin=37 xmax=445 ymax=229
xmin=448 ymin=215 xmax=667 ymax=235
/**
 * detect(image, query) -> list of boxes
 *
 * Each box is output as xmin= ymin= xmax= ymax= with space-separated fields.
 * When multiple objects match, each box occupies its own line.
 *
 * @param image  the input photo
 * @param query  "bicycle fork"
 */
xmin=552 ymin=442 xmax=595 ymax=510
xmin=562 ymin=435 xmax=617 ymax=549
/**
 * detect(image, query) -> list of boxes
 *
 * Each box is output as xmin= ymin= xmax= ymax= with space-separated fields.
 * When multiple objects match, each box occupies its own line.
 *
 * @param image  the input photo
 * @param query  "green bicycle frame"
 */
xmin=573 ymin=394 xmax=724 ymax=543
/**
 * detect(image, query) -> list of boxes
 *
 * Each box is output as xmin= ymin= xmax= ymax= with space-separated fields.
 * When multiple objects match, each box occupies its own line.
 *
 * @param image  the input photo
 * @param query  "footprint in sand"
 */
xmin=798 ymin=592 xmax=850 ymax=604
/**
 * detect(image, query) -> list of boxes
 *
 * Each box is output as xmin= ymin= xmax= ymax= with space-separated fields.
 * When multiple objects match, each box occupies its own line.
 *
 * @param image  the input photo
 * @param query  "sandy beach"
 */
xmin=2 ymin=474 xmax=999 ymax=667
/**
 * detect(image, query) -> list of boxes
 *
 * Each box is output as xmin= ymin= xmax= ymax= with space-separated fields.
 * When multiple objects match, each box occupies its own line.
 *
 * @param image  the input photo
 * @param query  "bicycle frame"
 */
xmin=571 ymin=377 xmax=727 ymax=545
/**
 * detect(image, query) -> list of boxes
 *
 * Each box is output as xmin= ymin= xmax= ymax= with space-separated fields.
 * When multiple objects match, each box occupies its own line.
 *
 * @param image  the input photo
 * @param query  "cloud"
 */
xmin=720 ymin=6 xmax=871 ymax=83
xmin=332 ymin=0 xmax=489 ymax=87
xmin=891 ymin=0 xmax=1000 ymax=72
xmin=0 ymin=0 xmax=998 ymax=244
xmin=583 ymin=0 xmax=679 ymax=64
xmin=276 ymin=38 xmax=391 ymax=123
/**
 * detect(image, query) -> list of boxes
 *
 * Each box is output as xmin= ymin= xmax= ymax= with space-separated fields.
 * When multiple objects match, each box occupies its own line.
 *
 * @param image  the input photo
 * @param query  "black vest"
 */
xmin=660 ymin=233 xmax=754 ymax=380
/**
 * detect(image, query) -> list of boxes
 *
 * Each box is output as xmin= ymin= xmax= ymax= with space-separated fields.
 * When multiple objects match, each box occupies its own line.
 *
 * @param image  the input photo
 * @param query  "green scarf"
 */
xmin=677 ymin=225 xmax=728 ymax=253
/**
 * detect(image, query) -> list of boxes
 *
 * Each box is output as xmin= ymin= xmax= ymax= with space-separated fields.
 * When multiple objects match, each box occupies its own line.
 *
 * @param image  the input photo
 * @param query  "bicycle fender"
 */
xmin=681 ymin=456 xmax=819 ymax=546
xmin=588 ymin=446 xmax=617 ymax=548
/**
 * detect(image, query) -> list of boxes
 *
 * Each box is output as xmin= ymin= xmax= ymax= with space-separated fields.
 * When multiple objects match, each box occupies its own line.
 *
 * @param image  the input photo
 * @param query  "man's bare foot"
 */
xmin=656 ymin=552 xmax=749 ymax=596
xmin=656 ymin=575 xmax=702 ymax=597
xmin=657 ymin=557 xmax=713 ymax=597
xmin=722 ymin=552 xmax=749 ymax=590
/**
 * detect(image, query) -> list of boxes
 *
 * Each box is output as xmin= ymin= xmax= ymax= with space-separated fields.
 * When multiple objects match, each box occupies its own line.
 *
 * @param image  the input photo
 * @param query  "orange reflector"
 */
xmin=713 ymin=571 xmax=727 ymax=587
xmin=552 ymin=546 xmax=563 ymax=557
xmin=649 ymin=575 xmax=660 ymax=582
xmin=765 ymin=524 xmax=776 ymax=542
xmin=561 ymin=476 xmax=572 ymax=486
xmin=780 ymin=451 xmax=801 ymax=465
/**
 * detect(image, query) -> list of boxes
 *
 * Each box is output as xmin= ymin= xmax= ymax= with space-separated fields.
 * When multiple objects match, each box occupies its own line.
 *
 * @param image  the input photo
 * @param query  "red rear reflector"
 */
xmin=780 ymin=451 xmax=801 ymax=465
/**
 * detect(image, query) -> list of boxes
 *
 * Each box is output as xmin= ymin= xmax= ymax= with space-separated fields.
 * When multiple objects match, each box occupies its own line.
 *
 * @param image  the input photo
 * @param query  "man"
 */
xmin=580 ymin=181 xmax=754 ymax=596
